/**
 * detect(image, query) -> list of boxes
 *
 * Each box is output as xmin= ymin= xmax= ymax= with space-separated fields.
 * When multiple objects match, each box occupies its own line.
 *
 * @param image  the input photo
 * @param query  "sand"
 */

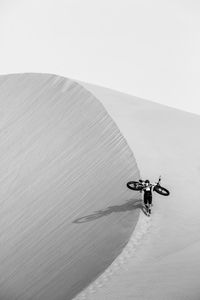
xmin=0 ymin=73 xmax=140 ymax=300
xmin=75 ymin=82 xmax=200 ymax=300
xmin=1 ymin=73 xmax=200 ymax=300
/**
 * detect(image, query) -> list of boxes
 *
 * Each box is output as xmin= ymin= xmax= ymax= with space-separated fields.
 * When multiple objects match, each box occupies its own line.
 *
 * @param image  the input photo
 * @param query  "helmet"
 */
xmin=145 ymin=180 xmax=150 ymax=184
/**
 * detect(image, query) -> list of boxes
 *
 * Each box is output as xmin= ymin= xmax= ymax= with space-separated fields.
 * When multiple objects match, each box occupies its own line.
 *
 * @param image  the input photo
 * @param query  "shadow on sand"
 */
xmin=73 ymin=199 xmax=147 ymax=224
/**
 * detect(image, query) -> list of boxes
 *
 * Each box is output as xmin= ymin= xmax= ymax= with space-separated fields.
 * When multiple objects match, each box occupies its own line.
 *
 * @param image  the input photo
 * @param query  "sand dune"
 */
xmin=0 ymin=74 xmax=140 ymax=300
xmin=76 ymin=83 xmax=200 ymax=299
xmin=2 ymin=73 xmax=199 ymax=300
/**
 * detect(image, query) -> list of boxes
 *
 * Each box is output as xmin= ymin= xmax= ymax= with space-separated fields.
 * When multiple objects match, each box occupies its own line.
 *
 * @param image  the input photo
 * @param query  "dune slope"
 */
xmin=77 ymin=83 xmax=200 ymax=300
xmin=0 ymin=74 xmax=140 ymax=300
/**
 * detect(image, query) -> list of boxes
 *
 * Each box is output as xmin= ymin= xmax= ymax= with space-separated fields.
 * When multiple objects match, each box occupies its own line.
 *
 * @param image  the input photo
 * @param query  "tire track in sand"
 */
xmin=73 ymin=212 xmax=151 ymax=300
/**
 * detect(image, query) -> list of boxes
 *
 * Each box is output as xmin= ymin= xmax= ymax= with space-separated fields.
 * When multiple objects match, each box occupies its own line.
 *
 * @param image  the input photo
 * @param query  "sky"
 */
xmin=0 ymin=0 xmax=200 ymax=115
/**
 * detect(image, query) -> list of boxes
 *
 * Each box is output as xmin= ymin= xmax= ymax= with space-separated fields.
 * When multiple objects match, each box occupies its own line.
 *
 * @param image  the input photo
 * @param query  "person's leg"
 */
xmin=144 ymin=193 xmax=151 ymax=216
xmin=143 ymin=193 xmax=148 ymax=209
xmin=148 ymin=194 xmax=152 ymax=214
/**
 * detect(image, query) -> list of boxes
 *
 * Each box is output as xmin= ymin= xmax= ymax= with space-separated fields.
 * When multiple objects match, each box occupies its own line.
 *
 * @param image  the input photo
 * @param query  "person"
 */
xmin=142 ymin=180 xmax=153 ymax=215
xmin=127 ymin=176 xmax=167 ymax=216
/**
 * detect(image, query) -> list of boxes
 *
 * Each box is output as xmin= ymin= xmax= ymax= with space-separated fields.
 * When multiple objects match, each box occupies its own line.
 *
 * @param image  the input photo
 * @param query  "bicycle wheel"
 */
xmin=154 ymin=185 xmax=170 ymax=196
xmin=127 ymin=181 xmax=143 ymax=191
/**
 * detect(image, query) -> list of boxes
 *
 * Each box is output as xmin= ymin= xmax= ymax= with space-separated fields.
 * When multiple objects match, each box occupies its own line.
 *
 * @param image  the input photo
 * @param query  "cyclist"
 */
xmin=127 ymin=176 xmax=169 ymax=216
xmin=142 ymin=180 xmax=153 ymax=215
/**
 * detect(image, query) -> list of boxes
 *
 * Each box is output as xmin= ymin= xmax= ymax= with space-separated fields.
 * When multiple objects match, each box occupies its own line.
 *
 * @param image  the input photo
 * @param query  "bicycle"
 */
xmin=127 ymin=176 xmax=170 ymax=216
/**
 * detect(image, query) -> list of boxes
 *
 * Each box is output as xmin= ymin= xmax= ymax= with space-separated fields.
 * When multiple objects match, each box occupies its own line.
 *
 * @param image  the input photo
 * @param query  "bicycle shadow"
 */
xmin=73 ymin=199 xmax=144 ymax=224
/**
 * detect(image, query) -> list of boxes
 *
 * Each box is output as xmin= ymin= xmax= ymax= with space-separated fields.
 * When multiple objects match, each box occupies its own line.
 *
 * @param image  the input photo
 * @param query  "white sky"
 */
xmin=1 ymin=0 xmax=200 ymax=115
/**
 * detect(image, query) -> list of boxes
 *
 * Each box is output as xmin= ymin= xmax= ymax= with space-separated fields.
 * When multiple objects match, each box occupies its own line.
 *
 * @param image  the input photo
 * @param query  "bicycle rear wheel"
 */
xmin=127 ymin=181 xmax=143 ymax=191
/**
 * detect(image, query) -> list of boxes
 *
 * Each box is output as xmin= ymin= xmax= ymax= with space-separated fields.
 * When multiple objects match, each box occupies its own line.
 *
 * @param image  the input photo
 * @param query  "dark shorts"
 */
xmin=144 ymin=191 xmax=152 ymax=205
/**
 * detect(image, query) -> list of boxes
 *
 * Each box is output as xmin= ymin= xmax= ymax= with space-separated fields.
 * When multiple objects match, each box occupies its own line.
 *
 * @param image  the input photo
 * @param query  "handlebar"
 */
xmin=139 ymin=176 xmax=162 ymax=186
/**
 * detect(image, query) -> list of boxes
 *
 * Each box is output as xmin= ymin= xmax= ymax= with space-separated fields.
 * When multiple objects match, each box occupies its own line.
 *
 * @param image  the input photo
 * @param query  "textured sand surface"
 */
xmin=77 ymin=83 xmax=200 ymax=300
xmin=0 ymin=74 xmax=140 ymax=300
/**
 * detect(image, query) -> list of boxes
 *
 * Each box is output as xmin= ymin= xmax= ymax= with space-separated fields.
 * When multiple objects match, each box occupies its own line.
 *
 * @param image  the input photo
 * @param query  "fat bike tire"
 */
xmin=154 ymin=185 xmax=170 ymax=196
xmin=127 ymin=181 xmax=143 ymax=191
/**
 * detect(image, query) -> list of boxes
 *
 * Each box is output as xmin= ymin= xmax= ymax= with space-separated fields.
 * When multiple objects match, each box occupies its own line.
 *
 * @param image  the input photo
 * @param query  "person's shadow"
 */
xmin=73 ymin=199 xmax=146 ymax=224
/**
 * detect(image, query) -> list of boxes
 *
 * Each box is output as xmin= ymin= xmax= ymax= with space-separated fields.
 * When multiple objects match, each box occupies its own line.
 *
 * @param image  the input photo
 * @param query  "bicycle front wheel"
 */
xmin=154 ymin=185 xmax=170 ymax=196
